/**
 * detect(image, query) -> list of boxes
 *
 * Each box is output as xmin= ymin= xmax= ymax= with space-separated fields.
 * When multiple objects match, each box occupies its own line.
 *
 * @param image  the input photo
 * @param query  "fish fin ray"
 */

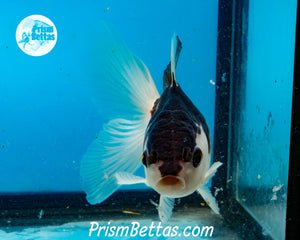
xmin=115 ymin=172 xmax=147 ymax=185
xmin=197 ymin=185 xmax=220 ymax=214
xmin=81 ymin=22 xmax=160 ymax=205
xmin=80 ymin=117 xmax=147 ymax=204
xmin=158 ymin=196 xmax=175 ymax=223
xmin=163 ymin=34 xmax=182 ymax=89
xmin=203 ymin=161 xmax=223 ymax=184
xmin=171 ymin=34 xmax=182 ymax=88
xmin=86 ymin=22 xmax=159 ymax=120
xmin=162 ymin=62 xmax=172 ymax=90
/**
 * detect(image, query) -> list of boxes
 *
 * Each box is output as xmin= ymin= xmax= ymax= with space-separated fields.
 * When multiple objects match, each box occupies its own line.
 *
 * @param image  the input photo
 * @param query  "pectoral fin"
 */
xmin=203 ymin=161 xmax=223 ymax=184
xmin=115 ymin=172 xmax=147 ymax=185
xmin=197 ymin=185 xmax=220 ymax=214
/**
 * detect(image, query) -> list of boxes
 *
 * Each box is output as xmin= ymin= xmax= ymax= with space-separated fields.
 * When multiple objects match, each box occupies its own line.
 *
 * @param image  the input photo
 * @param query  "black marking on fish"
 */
xmin=192 ymin=147 xmax=202 ymax=167
xmin=147 ymin=150 xmax=158 ymax=165
xmin=142 ymin=151 xmax=147 ymax=166
xmin=159 ymin=161 xmax=183 ymax=177
xmin=182 ymin=147 xmax=192 ymax=162
xmin=150 ymin=98 xmax=161 ymax=116
xmin=145 ymin=85 xmax=211 ymax=169
xmin=142 ymin=150 xmax=160 ymax=166
xmin=143 ymin=35 xmax=210 ymax=177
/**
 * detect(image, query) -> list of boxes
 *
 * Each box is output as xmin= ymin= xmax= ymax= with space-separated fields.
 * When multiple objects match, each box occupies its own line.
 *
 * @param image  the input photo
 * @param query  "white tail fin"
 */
xmin=85 ymin=22 xmax=159 ymax=119
xmin=80 ymin=23 xmax=159 ymax=205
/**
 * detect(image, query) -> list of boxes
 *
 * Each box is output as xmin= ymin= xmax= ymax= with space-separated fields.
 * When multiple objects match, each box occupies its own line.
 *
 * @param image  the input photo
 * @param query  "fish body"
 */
xmin=144 ymin=83 xmax=212 ymax=199
xmin=80 ymin=24 xmax=222 ymax=222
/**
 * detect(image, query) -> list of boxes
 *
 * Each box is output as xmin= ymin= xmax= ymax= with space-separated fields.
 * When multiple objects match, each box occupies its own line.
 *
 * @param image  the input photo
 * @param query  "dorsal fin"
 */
xmin=163 ymin=34 xmax=182 ymax=90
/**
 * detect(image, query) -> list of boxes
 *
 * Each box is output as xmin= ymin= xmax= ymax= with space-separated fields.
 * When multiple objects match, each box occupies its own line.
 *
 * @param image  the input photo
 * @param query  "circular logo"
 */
xmin=16 ymin=15 xmax=57 ymax=56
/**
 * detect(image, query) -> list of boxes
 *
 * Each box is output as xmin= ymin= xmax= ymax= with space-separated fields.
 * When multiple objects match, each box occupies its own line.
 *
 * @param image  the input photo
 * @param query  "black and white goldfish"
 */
xmin=80 ymin=24 xmax=222 ymax=222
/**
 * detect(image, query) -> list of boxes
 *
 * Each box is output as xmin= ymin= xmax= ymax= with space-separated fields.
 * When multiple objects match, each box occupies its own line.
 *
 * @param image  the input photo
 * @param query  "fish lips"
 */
xmin=155 ymin=175 xmax=186 ymax=197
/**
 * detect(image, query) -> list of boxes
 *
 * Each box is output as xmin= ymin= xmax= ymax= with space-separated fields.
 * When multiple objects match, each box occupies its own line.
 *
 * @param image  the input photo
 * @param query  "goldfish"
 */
xmin=80 ymin=24 xmax=222 ymax=222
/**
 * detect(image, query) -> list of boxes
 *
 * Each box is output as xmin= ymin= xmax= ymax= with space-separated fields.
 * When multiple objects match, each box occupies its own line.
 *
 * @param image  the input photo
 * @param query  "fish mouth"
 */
xmin=156 ymin=176 xmax=185 ymax=194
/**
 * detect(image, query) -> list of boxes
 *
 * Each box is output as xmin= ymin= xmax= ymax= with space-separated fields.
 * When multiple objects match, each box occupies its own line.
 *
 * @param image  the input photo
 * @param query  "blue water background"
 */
xmin=0 ymin=0 xmax=218 ymax=192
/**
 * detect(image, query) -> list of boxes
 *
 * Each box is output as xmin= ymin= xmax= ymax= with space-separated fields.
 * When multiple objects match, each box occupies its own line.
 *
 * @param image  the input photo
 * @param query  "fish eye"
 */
xmin=142 ymin=151 xmax=147 ymax=166
xmin=193 ymin=148 xmax=202 ymax=167
xmin=182 ymin=147 xmax=192 ymax=162
xmin=147 ymin=150 xmax=158 ymax=165
xmin=142 ymin=150 xmax=158 ymax=166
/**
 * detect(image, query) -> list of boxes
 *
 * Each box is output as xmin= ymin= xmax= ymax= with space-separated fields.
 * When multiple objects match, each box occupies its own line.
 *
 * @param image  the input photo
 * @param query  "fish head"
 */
xmin=143 ymin=128 xmax=211 ymax=198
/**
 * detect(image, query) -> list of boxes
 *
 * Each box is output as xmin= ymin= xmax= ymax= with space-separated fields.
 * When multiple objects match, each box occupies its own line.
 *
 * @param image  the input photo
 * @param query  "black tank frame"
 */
xmin=212 ymin=0 xmax=299 ymax=239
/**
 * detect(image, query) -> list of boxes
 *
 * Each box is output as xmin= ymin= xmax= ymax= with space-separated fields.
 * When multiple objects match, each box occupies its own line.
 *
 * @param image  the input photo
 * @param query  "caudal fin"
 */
xmin=80 ymin=22 xmax=159 ymax=205
xmin=85 ymin=22 xmax=159 ymax=119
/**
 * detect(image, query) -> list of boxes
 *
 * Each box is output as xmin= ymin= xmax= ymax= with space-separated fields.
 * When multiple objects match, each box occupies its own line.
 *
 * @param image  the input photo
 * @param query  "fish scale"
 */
xmin=146 ymin=111 xmax=197 ymax=164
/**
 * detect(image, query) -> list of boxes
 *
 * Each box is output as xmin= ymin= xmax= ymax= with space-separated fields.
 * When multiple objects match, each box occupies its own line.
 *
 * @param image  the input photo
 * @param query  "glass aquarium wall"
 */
xmin=233 ymin=0 xmax=297 ymax=240
xmin=0 ymin=0 xmax=298 ymax=239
